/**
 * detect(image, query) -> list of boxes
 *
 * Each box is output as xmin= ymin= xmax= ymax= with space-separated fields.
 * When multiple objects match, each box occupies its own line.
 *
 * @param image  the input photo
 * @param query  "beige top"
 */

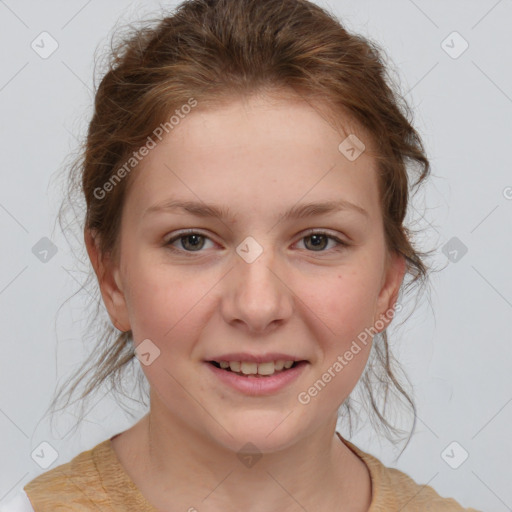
xmin=22 ymin=432 xmax=481 ymax=511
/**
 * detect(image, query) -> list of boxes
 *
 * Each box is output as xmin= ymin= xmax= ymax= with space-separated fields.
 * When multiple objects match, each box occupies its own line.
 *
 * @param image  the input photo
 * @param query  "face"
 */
xmin=89 ymin=92 xmax=405 ymax=454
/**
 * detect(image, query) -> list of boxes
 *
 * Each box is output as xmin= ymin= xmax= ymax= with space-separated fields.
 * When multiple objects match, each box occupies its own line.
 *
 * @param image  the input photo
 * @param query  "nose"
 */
xmin=220 ymin=245 xmax=294 ymax=334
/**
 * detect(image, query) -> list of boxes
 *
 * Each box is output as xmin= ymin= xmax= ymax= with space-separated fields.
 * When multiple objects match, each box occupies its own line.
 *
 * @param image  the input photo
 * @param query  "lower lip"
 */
xmin=204 ymin=361 xmax=308 ymax=396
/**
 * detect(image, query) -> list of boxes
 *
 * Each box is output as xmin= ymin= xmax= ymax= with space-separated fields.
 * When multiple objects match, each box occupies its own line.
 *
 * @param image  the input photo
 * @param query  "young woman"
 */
xmin=3 ymin=0 xmax=481 ymax=510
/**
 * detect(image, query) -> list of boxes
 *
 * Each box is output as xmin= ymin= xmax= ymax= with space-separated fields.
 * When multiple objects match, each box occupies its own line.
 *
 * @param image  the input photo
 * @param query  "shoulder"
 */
xmin=21 ymin=439 xmax=113 ymax=511
xmin=341 ymin=437 xmax=482 ymax=511
xmin=374 ymin=463 xmax=480 ymax=511
xmin=0 ymin=491 xmax=35 ymax=512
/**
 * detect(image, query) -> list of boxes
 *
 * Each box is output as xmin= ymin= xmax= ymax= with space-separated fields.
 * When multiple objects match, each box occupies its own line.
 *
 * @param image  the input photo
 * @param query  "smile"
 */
xmin=208 ymin=359 xmax=301 ymax=376
xmin=205 ymin=360 xmax=309 ymax=395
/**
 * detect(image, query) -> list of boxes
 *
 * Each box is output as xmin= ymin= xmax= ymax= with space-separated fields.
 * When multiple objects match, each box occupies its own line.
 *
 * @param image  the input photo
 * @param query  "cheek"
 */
xmin=306 ymin=268 xmax=381 ymax=344
xmin=123 ymin=259 xmax=206 ymax=341
xmin=124 ymin=265 xmax=208 ymax=391
xmin=303 ymin=272 xmax=378 ymax=406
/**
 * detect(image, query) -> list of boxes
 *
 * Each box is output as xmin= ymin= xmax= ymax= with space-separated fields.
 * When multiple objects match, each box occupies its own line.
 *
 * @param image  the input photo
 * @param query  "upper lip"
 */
xmin=206 ymin=353 xmax=308 ymax=364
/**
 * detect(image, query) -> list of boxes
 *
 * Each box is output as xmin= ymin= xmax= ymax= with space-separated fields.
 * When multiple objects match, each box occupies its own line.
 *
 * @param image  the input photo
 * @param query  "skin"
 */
xmin=86 ymin=91 xmax=406 ymax=512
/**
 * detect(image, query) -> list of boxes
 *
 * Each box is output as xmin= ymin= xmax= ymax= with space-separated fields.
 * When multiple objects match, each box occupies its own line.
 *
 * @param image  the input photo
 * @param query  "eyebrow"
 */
xmin=142 ymin=198 xmax=369 ymax=222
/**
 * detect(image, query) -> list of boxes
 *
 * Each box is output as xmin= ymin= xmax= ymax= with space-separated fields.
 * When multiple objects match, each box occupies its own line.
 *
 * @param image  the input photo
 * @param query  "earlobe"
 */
xmin=84 ymin=229 xmax=131 ymax=332
xmin=109 ymin=267 xmax=131 ymax=332
xmin=374 ymin=251 xmax=406 ymax=332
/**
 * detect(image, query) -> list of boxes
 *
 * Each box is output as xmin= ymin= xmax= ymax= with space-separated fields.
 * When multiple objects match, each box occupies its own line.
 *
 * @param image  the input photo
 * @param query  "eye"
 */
xmin=163 ymin=229 xmax=348 ymax=256
xmin=164 ymin=230 xmax=215 ymax=255
xmin=295 ymin=230 xmax=348 ymax=253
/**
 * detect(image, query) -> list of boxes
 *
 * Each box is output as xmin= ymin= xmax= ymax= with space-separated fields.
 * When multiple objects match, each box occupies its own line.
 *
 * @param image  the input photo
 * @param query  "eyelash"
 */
xmin=163 ymin=229 xmax=349 ymax=257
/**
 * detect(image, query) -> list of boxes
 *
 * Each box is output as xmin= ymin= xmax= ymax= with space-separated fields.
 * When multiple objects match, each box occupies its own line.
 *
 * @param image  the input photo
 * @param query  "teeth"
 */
xmin=256 ymin=362 xmax=275 ymax=376
xmin=215 ymin=359 xmax=297 ymax=376
xmin=240 ymin=361 xmax=258 ymax=374
xmin=229 ymin=361 xmax=241 ymax=372
xmin=274 ymin=360 xmax=284 ymax=371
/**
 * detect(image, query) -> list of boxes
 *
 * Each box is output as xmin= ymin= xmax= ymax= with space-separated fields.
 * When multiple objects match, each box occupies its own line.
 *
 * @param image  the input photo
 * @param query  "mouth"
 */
xmin=206 ymin=360 xmax=307 ymax=377
xmin=205 ymin=358 xmax=309 ymax=395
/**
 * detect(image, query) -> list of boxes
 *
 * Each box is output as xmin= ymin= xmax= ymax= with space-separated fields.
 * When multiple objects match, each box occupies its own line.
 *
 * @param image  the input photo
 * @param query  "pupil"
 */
xmin=307 ymin=234 xmax=326 ymax=251
xmin=183 ymin=234 xmax=204 ymax=251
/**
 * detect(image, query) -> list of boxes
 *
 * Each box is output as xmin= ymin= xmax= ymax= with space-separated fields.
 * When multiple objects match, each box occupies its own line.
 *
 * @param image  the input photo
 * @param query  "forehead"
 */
xmin=125 ymin=93 xmax=381 ymax=223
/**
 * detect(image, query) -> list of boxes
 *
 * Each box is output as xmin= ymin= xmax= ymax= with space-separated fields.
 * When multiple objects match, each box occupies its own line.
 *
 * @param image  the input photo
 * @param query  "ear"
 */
xmin=373 ymin=250 xmax=406 ymax=332
xmin=85 ymin=228 xmax=131 ymax=332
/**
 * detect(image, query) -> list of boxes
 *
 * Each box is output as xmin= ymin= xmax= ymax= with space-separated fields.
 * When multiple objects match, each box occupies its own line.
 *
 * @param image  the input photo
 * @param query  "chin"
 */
xmin=210 ymin=415 xmax=305 ymax=454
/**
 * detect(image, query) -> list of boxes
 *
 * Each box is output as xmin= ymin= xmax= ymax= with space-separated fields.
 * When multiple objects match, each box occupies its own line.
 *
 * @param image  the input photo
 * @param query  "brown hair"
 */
xmin=52 ymin=0 xmax=435 ymax=456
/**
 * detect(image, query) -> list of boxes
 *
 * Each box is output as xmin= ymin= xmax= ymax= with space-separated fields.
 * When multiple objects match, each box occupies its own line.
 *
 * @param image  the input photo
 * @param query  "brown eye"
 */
xmin=165 ymin=231 xmax=214 ymax=255
xmin=303 ymin=234 xmax=329 ymax=251
xmin=178 ymin=234 xmax=206 ymax=251
xmin=297 ymin=231 xmax=348 ymax=253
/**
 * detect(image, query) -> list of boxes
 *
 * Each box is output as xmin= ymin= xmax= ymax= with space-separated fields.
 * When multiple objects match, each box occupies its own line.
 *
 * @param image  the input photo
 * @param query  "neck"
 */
xmin=130 ymin=392 xmax=370 ymax=511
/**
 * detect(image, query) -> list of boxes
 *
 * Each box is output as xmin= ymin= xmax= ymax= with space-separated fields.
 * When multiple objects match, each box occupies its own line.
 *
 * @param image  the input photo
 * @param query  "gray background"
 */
xmin=1 ymin=1 xmax=511 ymax=510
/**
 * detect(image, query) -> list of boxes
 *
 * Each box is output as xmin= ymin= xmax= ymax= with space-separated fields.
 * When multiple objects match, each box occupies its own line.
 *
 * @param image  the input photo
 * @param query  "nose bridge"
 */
xmin=241 ymin=244 xmax=278 ymax=294
xmin=223 ymin=235 xmax=293 ymax=332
